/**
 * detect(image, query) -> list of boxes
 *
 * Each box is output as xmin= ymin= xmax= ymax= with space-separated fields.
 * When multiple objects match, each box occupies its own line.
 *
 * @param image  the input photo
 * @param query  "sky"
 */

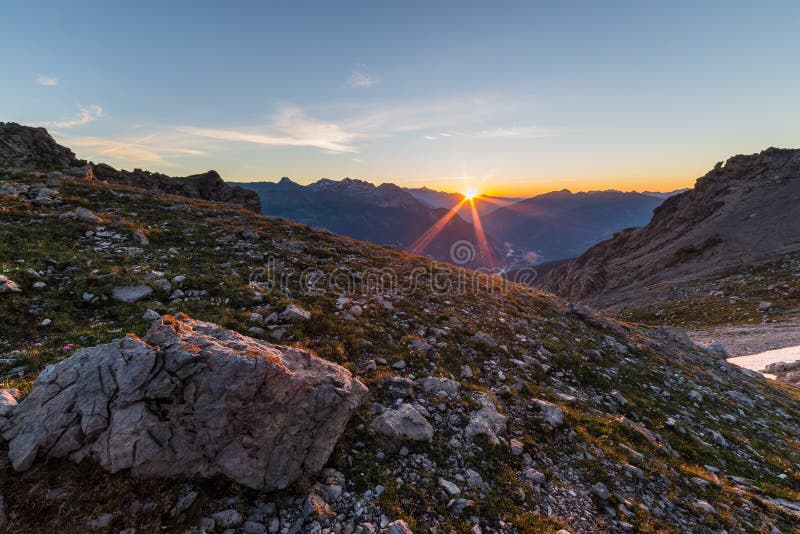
xmin=2 ymin=1 xmax=799 ymax=197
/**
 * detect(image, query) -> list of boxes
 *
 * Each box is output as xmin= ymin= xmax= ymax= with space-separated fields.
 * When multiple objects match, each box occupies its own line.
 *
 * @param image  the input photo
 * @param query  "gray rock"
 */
xmin=371 ymin=403 xmax=433 ymax=442
xmin=534 ymin=399 xmax=564 ymax=428
xmin=211 ymin=509 xmax=244 ymax=528
xmin=418 ymin=376 xmax=460 ymax=396
xmin=472 ymin=331 xmax=497 ymax=348
xmin=87 ymin=513 xmax=114 ymax=530
xmin=73 ymin=207 xmax=102 ymax=224
xmin=0 ymin=275 xmax=21 ymax=293
xmin=279 ymin=304 xmax=311 ymax=322
xmin=241 ymin=229 xmax=260 ymax=241
xmin=592 ymin=482 xmax=610 ymax=500
xmin=243 ymin=520 xmax=267 ymax=534
xmin=142 ymin=309 xmax=161 ymax=322
xmin=2 ymin=313 xmax=368 ymax=490
xmin=132 ymin=230 xmax=149 ymax=245
xmin=384 ymin=520 xmax=413 ymax=534
xmin=438 ymin=478 xmax=461 ymax=496
xmin=170 ymin=490 xmax=198 ymax=517
xmin=152 ymin=279 xmax=171 ymax=293
xmin=694 ymin=500 xmax=716 ymax=514
xmin=523 ymin=468 xmax=545 ymax=485
xmin=757 ymin=301 xmax=774 ymax=313
xmin=465 ymin=394 xmax=506 ymax=443
xmin=0 ymin=390 xmax=17 ymax=418
xmin=112 ymin=285 xmax=153 ymax=303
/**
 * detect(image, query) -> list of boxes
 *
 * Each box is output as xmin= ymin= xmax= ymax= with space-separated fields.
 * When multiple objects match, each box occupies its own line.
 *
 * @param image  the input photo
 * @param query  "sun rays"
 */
xmin=409 ymin=188 xmax=496 ymax=268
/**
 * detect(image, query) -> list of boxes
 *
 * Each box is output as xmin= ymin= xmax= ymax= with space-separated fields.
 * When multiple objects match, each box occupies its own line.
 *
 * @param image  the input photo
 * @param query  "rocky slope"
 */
xmin=1 ymin=163 xmax=800 ymax=532
xmin=0 ymin=122 xmax=261 ymax=212
xmin=542 ymin=148 xmax=800 ymax=309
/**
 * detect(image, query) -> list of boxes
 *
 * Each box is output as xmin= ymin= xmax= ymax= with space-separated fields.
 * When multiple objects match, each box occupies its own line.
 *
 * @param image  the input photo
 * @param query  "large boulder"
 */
xmin=2 ymin=313 xmax=368 ymax=490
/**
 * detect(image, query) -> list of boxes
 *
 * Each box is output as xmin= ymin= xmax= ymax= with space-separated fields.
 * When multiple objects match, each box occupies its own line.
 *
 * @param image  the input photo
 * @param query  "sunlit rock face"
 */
xmin=2 ymin=313 xmax=368 ymax=490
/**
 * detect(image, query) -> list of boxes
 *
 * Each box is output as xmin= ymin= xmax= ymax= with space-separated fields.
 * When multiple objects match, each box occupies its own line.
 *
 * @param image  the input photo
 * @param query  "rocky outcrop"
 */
xmin=2 ymin=313 xmax=368 ymax=490
xmin=0 ymin=122 xmax=76 ymax=170
xmin=91 ymin=165 xmax=262 ymax=212
xmin=0 ymin=122 xmax=261 ymax=212
xmin=542 ymin=148 xmax=800 ymax=308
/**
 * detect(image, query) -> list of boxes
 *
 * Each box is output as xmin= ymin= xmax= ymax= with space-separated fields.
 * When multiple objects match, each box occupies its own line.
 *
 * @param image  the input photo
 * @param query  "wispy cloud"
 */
xmin=36 ymin=74 xmax=59 ymax=87
xmin=474 ymin=126 xmax=556 ymax=138
xmin=423 ymin=126 xmax=560 ymax=140
xmin=174 ymin=97 xmax=539 ymax=156
xmin=58 ymin=133 xmax=204 ymax=167
xmin=178 ymin=105 xmax=359 ymax=153
xmin=45 ymin=104 xmax=104 ymax=128
xmin=346 ymin=69 xmax=378 ymax=88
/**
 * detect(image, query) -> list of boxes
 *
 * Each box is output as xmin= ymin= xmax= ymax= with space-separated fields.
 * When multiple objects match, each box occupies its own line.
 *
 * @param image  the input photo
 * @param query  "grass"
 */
xmin=1 ymin=171 xmax=800 ymax=532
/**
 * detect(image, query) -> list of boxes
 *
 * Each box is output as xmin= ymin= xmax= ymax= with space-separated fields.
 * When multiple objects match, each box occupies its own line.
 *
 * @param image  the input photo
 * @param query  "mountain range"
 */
xmin=233 ymin=177 xmax=504 ymax=268
xmin=237 ymin=180 xmax=676 ymax=268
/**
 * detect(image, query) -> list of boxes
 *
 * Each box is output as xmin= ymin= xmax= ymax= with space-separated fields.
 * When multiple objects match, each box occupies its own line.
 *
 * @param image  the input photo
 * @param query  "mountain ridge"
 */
xmin=0 ymin=122 xmax=261 ymax=212
xmin=541 ymin=147 xmax=800 ymax=308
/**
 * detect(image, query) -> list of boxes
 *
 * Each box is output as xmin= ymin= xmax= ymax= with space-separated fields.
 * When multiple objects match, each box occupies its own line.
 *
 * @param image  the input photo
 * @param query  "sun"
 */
xmin=463 ymin=187 xmax=479 ymax=200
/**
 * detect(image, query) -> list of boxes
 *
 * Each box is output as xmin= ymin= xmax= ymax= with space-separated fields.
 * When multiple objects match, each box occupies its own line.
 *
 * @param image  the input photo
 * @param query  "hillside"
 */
xmin=235 ymin=178 xmax=504 ymax=268
xmin=0 ymin=122 xmax=261 ymax=212
xmin=1 ymin=144 xmax=800 ymax=532
xmin=483 ymin=190 xmax=665 ymax=263
xmin=542 ymin=148 xmax=800 ymax=317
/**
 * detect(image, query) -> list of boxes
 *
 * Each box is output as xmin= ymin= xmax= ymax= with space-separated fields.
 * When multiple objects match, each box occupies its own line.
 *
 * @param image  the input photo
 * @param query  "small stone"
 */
xmin=243 ymin=520 xmax=267 ymax=533
xmin=523 ymin=468 xmax=545 ymax=485
xmin=112 ymin=285 xmax=153 ymax=303
xmin=211 ymin=509 xmax=244 ymax=528
xmin=472 ymin=331 xmax=497 ymax=348
xmin=73 ymin=207 xmax=102 ymax=224
xmin=592 ymin=482 xmax=610 ymax=500
xmin=0 ymin=390 xmax=18 ymax=417
xmin=170 ymin=490 xmax=198 ymax=516
xmin=142 ymin=309 xmax=161 ymax=321
xmin=384 ymin=519 xmax=413 ymax=534
xmin=757 ymin=301 xmax=774 ymax=313
xmin=371 ymin=403 xmax=433 ymax=441
xmin=279 ymin=304 xmax=311 ymax=322
xmin=534 ymin=399 xmax=564 ymax=428
xmin=242 ymin=229 xmax=260 ymax=241
xmin=132 ymin=230 xmax=149 ymax=245
xmin=152 ymin=279 xmax=172 ymax=293
xmin=438 ymin=478 xmax=461 ymax=496
xmin=0 ymin=275 xmax=21 ymax=293
xmin=87 ymin=513 xmax=114 ymax=530
xmin=694 ymin=500 xmax=716 ymax=514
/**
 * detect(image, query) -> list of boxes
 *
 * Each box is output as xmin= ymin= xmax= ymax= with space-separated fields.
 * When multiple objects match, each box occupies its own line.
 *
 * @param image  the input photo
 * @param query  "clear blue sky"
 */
xmin=2 ymin=1 xmax=798 ymax=195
